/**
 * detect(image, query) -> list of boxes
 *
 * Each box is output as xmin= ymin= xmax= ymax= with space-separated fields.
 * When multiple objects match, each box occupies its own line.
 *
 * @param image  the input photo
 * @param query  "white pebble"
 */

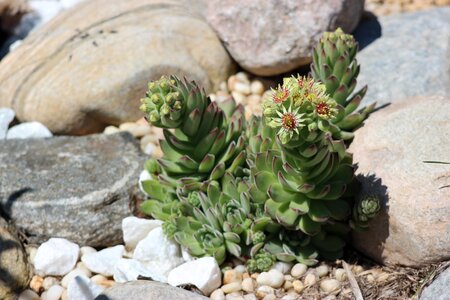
xmin=241 ymin=277 xmax=254 ymax=292
xmin=76 ymin=262 xmax=92 ymax=277
xmin=270 ymin=262 xmax=293 ymax=274
xmin=67 ymin=275 xmax=104 ymax=300
xmin=243 ymin=294 xmax=257 ymax=300
xmin=122 ymin=216 xmax=162 ymax=250
xmin=221 ymin=281 xmax=242 ymax=294
xmin=235 ymin=72 xmax=250 ymax=83
xmin=0 ymin=108 xmax=15 ymax=140
xmin=291 ymin=263 xmax=307 ymax=278
xmin=80 ymin=246 xmax=97 ymax=256
xmin=234 ymin=265 xmax=246 ymax=273
xmin=250 ymin=81 xmax=265 ymax=95
xmin=7 ymin=121 xmax=53 ymax=139
xmin=320 ymin=279 xmax=341 ymax=293
xmin=210 ymin=289 xmax=225 ymax=300
xmin=43 ymin=276 xmax=59 ymax=290
xmin=256 ymin=269 xmax=284 ymax=288
xmin=41 ymin=285 xmax=64 ymax=300
xmin=233 ymin=82 xmax=251 ymax=95
xmin=304 ymin=273 xmax=317 ymax=286
xmin=62 ymin=269 xmax=91 ymax=288
xmin=226 ymin=292 xmax=244 ymax=300
xmin=27 ymin=247 xmax=38 ymax=265
xmin=316 ymin=265 xmax=329 ymax=278
xmin=119 ymin=122 xmax=152 ymax=137
xmin=103 ymin=126 xmax=120 ymax=135
xmin=34 ymin=238 xmax=80 ymax=276
xmin=18 ymin=289 xmax=40 ymax=300
xmin=82 ymin=245 xmax=124 ymax=276
xmin=263 ymin=294 xmax=276 ymax=300
xmin=281 ymin=293 xmax=299 ymax=300
xmin=231 ymin=91 xmax=246 ymax=104
xmin=256 ymin=286 xmax=274 ymax=298
xmin=334 ymin=268 xmax=347 ymax=282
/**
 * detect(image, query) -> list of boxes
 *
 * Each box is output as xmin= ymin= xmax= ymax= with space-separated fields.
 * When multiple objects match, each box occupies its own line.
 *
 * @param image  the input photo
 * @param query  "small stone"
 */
xmin=0 ymin=108 xmax=14 ymax=139
xmin=304 ymin=273 xmax=317 ymax=286
xmin=80 ymin=246 xmax=97 ymax=256
xmin=167 ymin=256 xmax=221 ymax=296
xmin=67 ymin=275 xmax=104 ymax=300
xmin=103 ymin=126 xmax=120 ymax=135
xmin=7 ymin=121 xmax=52 ymax=139
xmin=291 ymin=263 xmax=307 ymax=278
xmin=82 ymin=245 xmax=124 ymax=276
xmin=43 ymin=276 xmax=59 ymax=290
xmin=233 ymin=82 xmax=251 ymax=95
xmin=250 ymin=81 xmax=265 ymax=95
xmin=256 ymin=269 xmax=284 ymax=288
xmin=256 ymin=285 xmax=274 ymax=298
xmin=219 ymin=81 xmax=228 ymax=92
xmin=334 ymin=268 xmax=347 ymax=282
xmin=243 ymin=294 xmax=257 ymax=300
xmin=76 ymin=262 xmax=92 ymax=278
xmin=221 ymin=281 xmax=242 ymax=294
xmin=210 ymin=288 xmax=226 ymax=300
xmin=315 ymin=265 xmax=329 ymax=278
xmin=119 ymin=122 xmax=151 ymax=138
xmin=27 ymin=246 xmax=38 ymax=265
xmin=225 ymin=292 xmax=244 ymax=300
xmin=292 ymin=280 xmax=304 ymax=293
xmin=30 ymin=275 xmax=44 ymax=293
xmin=18 ymin=289 xmax=40 ymax=300
xmin=235 ymin=72 xmax=250 ymax=83
xmin=122 ymin=216 xmax=162 ymax=250
xmin=320 ymin=279 xmax=341 ymax=294
xmin=270 ymin=262 xmax=293 ymax=274
xmin=376 ymin=272 xmax=390 ymax=283
xmin=62 ymin=269 xmax=91 ymax=288
xmin=263 ymin=294 xmax=276 ymax=300
xmin=352 ymin=265 xmax=364 ymax=275
xmin=234 ymin=265 xmax=246 ymax=273
xmin=34 ymin=238 xmax=80 ymax=276
xmin=281 ymin=293 xmax=299 ymax=300
xmin=91 ymin=275 xmax=115 ymax=288
xmin=41 ymin=285 xmax=64 ymax=300
xmin=241 ymin=277 xmax=254 ymax=293
xmin=61 ymin=289 xmax=68 ymax=300
xmin=113 ymin=258 xmax=168 ymax=283
xmin=231 ymin=91 xmax=246 ymax=104
xmin=284 ymin=275 xmax=293 ymax=281
xmin=224 ymin=269 xmax=243 ymax=284
xmin=227 ymin=75 xmax=238 ymax=91
xmin=366 ymin=274 xmax=375 ymax=283
xmin=283 ymin=280 xmax=293 ymax=290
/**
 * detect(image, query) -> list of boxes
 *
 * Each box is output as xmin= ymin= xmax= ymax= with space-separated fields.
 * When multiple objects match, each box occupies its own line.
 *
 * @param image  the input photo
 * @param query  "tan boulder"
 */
xmin=350 ymin=95 xmax=450 ymax=266
xmin=0 ymin=0 xmax=235 ymax=134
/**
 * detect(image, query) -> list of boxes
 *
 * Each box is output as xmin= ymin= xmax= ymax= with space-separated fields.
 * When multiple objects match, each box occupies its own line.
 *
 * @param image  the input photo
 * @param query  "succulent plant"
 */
xmin=311 ymin=28 xmax=375 ymax=140
xmin=140 ymin=76 xmax=247 ymax=191
xmin=350 ymin=195 xmax=381 ymax=231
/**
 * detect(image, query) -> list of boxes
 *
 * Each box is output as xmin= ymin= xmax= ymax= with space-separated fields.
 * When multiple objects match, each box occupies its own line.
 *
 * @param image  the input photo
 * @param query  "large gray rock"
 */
xmin=420 ymin=267 xmax=450 ymax=300
xmin=0 ymin=132 xmax=145 ymax=247
xmin=206 ymin=0 xmax=364 ymax=76
xmin=350 ymin=95 xmax=450 ymax=267
xmin=0 ymin=217 xmax=31 ymax=300
xmin=0 ymin=0 xmax=235 ymax=135
xmin=355 ymin=8 xmax=450 ymax=106
xmin=96 ymin=281 xmax=208 ymax=300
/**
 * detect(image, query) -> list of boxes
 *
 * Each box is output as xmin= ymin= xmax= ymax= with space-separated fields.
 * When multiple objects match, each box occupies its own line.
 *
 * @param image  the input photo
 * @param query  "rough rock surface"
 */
xmin=350 ymin=96 xmax=450 ymax=266
xmin=0 ymin=217 xmax=31 ymax=300
xmin=96 ymin=281 xmax=209 ymax=300
xmin=206 ymin=0 xmax=364 ymax=76
xmin=0 ymin=132 xmax=145 ymax=247
xmin=0 ymin=0 xmax=235 ymax=135
xmin=355 ymin=7 xmax=450 ymax=106
xmin=420 ymin=267 xmax=450 ymax=300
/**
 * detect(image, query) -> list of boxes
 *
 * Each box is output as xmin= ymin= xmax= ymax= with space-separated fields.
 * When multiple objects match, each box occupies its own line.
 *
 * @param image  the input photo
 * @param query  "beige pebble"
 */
xmin=30 ymin=275 xmax=43 ymax=293
xmin=221 ymin=281 xmax=242 ymax=294
xmin=233 ymin=82 xmax=251 ymax=95
xmin=250 ymin=80 xmax=265 ymax=95
xmin=235 ymin=72 xmax=250 ymax=83
xmin=119 ymin=122 xmax=152 ymax=138
xmin=234 ymin=265 xmax=247 ymax=273
xmin=241 ymin=277 xmax=254 ymax=293
xmin=231 ymin=91 xmax=246 ymax=104
xmin=263 ymin=294 xmax=276 ymax=300
xmin=315 ymin=265 xmax=329 ymax=278
xmin=243 ymin=294 xmax=257 ymax=300
xmin=292 ymin=280 xmax=305 ymax=293
xmin=256 ymin=285 xmax=274 ymax=298
xmin=376 ymin=272 xmax=390 ymax=283
xmin=103 ymin=125 xmax=120 ymax=135
xmin=281 ymin=293 xmax=299 ymax=300
xmin=228 ymin=75 xmax=238 ymax=91
xmin=247 ymin=94 xmax=261 ymax=106
xmin=250 ymin=273 xmax=259 ymax=280
xmin=61 ymin=289 xmax=68 ymax=300
xmin=334 ymin=268 xmax=346 ymax=282
xmin=80 ymin=246 xmax=97 ymax=256
xmin=270 ymin=262 xmax=293 ymax=274
xmin=43 ymin=276 xmax=59 ymax=290
xmin=225 ymin=292 xmax=244 ymax=300
xmin=219 ymin=81 xmax=228 ymax=92
xmin=224 ymin=269 xmax=243 ymax=284
xmin=62 ymin=269 xmax=90 ymax=288
xmin=242 ymin=272 xmax=250 ymax=279
xmin=304 ymin=273 xmax=317 ymax=286
xmin=283 ymin=280 xmax=293 ymax=290
xmin=352 ymin=265 xmax=364 ymax=275
xmin=322 ymin=295 xmax=337 ymax=300
xmin=256 ymin=269 xmax=284 ymax=288
xmin=210 ymin=288 xmax=225 ymax=300
xmin=27 ymin=247 xmax=38 ymax=265
xmin=291 ymin=263 xmax=307 ymax=278
xmin=91 ymin=274 xmax=115 ymax=288
xmin=284 ymin=274 xmax=294 ymax=281
xmin=18 ymin=289 xmax=40 ymax=300
xmin=320 ymin=279 xmax=341 ymax=294
xmin=76 ymin=262 xmax=92 ymax=277
xmin=366 ymin=274 xmax=375 ymax=283
xmin=209 ymin=93 xmax=217 ymax=102
xmin=152 ymin=146 xmax=163 ymax=158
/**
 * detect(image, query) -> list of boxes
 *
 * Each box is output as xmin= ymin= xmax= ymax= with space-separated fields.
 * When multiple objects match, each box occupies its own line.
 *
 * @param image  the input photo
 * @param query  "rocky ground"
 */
xmin=366 ymin=0 xmax=450 ymax=15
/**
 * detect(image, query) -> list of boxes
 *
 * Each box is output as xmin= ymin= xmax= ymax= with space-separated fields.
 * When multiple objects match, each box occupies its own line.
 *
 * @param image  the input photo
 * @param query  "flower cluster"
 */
xmin=263 ymin=76 xmax=338 ymax=144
